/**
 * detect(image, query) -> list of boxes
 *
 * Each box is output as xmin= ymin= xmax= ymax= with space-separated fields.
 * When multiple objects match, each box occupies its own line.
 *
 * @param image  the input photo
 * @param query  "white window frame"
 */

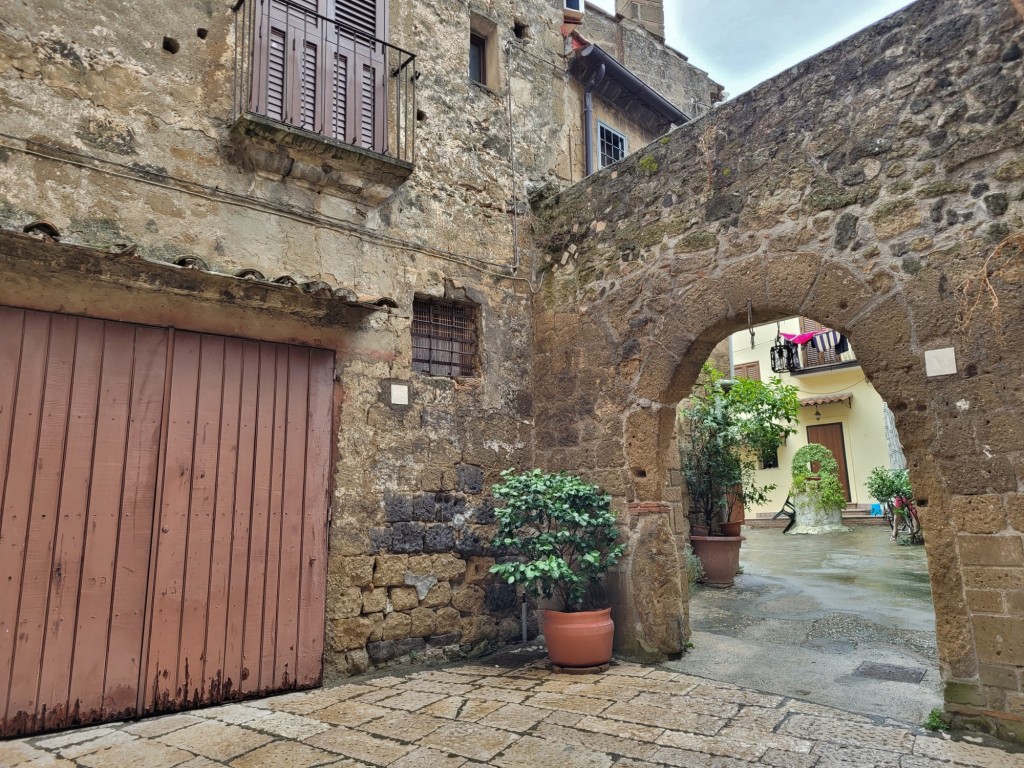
xmin=597 ymin=121 xmax=627 ymax=169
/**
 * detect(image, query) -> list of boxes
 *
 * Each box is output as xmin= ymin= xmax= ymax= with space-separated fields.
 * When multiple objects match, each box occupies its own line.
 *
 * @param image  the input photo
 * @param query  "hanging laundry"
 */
xmin=780 ymin=331 xmax=817 ymax=346
xmin=810 ymin=330 xmax=841 ymax=353
xmin=811 ymin=330 xmax=850 ymax=355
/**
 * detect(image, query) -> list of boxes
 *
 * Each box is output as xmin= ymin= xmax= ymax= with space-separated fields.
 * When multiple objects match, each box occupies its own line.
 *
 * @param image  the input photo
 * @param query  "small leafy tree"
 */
xmin=489 ymin=470 xmax=626 ymax=612
xmin=866 ymin=467 xmax=913 ymax=513
xmin=790 ymin=443 xmax=846 ymax=514
xmin=679 ymin=363 xmax=799 ymax=533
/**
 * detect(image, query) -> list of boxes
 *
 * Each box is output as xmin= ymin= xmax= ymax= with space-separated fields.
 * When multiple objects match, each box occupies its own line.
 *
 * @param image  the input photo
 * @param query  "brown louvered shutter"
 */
xmin=252 ymin=0 xmax=327 ymax=134
xmin=333 ymin=0 xmax=387 ymax=152
xmin=800 ymin=317 xmax=841 ymax=367
xmin=734 ymin=361 xmax=761 ymax=381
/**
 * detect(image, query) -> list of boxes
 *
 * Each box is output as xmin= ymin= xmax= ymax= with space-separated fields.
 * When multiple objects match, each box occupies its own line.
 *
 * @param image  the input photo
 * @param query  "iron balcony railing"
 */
xmin=232 ymin=0 xmax=416 ymax=165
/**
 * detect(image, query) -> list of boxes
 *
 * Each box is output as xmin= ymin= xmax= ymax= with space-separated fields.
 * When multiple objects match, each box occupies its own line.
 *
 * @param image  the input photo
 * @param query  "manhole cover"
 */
xmin=853 ymin=661 xmax=926 ymax=683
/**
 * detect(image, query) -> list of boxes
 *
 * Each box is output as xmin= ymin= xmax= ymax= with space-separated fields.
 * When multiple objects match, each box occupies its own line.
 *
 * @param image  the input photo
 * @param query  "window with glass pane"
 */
xmin=412 ymin=298 xmax=478 ymax=377
xmin=598 ymin=123 xmax=627 ymax=168
xmin=469 ymin=33 xmax=486 ymax=84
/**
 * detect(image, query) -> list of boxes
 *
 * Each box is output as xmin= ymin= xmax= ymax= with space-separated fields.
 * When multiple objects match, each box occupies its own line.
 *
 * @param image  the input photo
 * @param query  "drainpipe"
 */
xmin=583 ymin=63 xmax=605 ymax=177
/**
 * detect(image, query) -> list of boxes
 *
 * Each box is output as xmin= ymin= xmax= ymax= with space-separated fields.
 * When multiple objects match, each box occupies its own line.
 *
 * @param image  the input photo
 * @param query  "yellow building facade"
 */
xmin=728 ymin=318 xmax=901 ymax=519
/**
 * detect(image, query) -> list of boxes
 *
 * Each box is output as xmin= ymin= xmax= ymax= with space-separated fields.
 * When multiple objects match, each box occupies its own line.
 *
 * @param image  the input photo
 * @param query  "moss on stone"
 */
xmin=805 ymin=176 xmax=859 ymax=213
xmin=871 ymin=197 xmax=915 ymax=220
xmin=916 ymin=180 xmax=969 ymax=198
xmin=913 ymin=161 xmax=936 ymax=179
xmin=887 ymin=161 xmax=908 ymax=178
xmin=674 ymin=231 xmax=718 ymax=252
xmin=637 ymin=155 xmax=660 ymax=175
xmin=888 ymin=180 xmax=913 ymax=195
xmin=994 ymin=159 xmax=1024 ymax=181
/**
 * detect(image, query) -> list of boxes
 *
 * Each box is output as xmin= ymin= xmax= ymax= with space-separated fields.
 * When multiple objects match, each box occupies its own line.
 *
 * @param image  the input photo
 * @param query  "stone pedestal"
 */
xmin=607 ymin=502 xmax=688 ymax=661
xmin=789 ymin=492 xmax=850 ymax=534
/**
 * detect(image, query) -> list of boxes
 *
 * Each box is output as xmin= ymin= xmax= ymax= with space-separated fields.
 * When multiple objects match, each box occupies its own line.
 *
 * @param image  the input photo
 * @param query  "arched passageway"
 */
xmin=532 ymin=0 xmax=1024 ymax=741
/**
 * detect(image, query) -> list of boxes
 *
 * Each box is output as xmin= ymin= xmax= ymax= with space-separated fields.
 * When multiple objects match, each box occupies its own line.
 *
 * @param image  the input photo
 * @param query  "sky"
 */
xmin=588 ymin=0 xmax=915 ymax=98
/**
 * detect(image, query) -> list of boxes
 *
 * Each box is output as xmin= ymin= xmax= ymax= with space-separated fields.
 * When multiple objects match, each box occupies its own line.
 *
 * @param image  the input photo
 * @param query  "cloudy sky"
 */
xmin=589 ymin=0 xmax=915 ymax=97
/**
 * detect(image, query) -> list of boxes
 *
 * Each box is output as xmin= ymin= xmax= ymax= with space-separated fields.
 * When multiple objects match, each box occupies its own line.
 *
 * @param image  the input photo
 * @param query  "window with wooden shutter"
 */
xmin=800 ymin=317 xmax=841 ymax=368
xmin=250 ymin=0 xmax=386 ymax=152
xmin=412 ymin=298 xmax=479 ymax=378
xmin=734 ymin=361 xmax=761 ymax=381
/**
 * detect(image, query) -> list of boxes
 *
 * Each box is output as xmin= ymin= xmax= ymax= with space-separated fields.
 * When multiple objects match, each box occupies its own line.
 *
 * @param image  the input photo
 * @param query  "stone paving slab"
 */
xmin=2 ymin=658 xmax=1020 ymax=767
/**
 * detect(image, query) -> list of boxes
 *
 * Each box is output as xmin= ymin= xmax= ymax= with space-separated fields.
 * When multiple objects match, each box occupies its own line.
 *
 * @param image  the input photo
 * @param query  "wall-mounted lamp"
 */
xmin=814 ymin=406 xmax=822 ymax=421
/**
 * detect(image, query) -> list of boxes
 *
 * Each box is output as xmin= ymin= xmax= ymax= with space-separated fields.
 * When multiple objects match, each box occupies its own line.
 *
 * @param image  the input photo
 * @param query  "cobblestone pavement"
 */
xmin=2 ymin=658 xmax=1019 ymax=768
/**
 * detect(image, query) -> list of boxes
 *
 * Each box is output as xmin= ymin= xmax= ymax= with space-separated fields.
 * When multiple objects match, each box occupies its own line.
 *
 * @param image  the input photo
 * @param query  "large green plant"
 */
xmin=790 ymin=444 xmax=846 ymax=514
xmin=679 ymin=363 xmax=798 ymax=533
xmin=866 ymin=467 xmax=913 ymax=511
xmin=488 ymin=470 xmax=625 ymax=612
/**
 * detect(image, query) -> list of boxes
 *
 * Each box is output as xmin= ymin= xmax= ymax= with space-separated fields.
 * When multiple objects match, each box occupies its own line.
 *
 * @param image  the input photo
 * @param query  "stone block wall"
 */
xmin=534 ymin=0 xmax=1024 ymax=741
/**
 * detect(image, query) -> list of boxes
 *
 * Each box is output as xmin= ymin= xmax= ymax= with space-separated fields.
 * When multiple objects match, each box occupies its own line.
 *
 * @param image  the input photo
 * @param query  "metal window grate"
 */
xmin=598 ymin=123 xmax=626 ymax=168
xmin=412 ymin=298 xmax=478 ymax=377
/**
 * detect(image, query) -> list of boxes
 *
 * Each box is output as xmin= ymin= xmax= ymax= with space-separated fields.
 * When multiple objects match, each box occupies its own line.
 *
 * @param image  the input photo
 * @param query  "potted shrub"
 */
xmin=678 ymin=364 xmax=797 ymax=585
xmin=866 ymin=466 xmax=921 ymax=542
xmin=788 ymin=444 xmax=848 ymax=533
xmin=489 ymin=469 xmax=625 ymax=668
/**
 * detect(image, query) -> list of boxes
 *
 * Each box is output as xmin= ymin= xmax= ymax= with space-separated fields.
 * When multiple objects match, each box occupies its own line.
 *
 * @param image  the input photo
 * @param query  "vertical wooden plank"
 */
xmin=34 ymin=321 xmax=105 ymax=731
xmin=175 ymin=335 xmax=224 ymax=706
xmin=202 ymin=338 xmax=242 ymax=702
xmin=142 ymin=332 xmax=201 ymax=712
xmin=0 ymin=308 xmax=26 ymax=528
xmin=258 ymin=346 xmax=288 ymax=690
xmin=296 ymin=349 xmax=333 ymax=686
xmin=66 ymin=322 xmax=136 ymax=727
xmin=6 ymin=315 xmax=77 ymax=730
xmin=274 ymin=347 xmax=309 ymax=688
xmin=240 ymin=343 xmax=277 ymax=695
xmin=224 ymin=341 xmax=259 ymax=698
xmin=1 ymin=311 xmax=50 ymax=730
xmin=101 ymin=326 xmax=167 ymax=719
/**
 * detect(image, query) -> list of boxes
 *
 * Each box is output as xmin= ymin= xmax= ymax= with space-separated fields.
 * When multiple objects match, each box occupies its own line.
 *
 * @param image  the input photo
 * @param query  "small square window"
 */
xmin=760 ymin=450 xmax=780 ymax=470
xmin=412 ymin=298 xmax=478 ymax=378
xmin=598 ymin=122 xmax=627 ymax=169
xmin=469 ymin=33 xmax=487 ymax=84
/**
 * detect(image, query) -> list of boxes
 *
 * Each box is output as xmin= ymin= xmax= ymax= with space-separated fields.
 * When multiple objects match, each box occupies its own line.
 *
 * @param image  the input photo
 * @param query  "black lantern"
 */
xmin=770 ymin=340 xmax=800 ymax=373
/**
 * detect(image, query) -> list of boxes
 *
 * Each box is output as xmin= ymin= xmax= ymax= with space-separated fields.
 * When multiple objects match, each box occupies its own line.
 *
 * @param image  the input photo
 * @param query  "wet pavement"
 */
xmin=675 ymin=526 xmax=943 ymax=724
xmin=2 ymin=655 xmax=1020 ymax=768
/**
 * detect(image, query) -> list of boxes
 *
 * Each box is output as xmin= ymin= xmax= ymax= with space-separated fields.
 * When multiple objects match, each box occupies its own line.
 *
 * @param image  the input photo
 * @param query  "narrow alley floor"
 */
xmin=2 ymin=654 xmax=1020 ymax=768
xmin=676 ymin=526 xmax=942 ymax=724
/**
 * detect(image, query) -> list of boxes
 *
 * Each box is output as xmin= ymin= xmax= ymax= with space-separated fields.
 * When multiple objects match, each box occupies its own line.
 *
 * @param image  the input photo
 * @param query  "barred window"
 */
xmin=412 ymin=298 xmax=478 ymax=377
xmin=597 ymin=122 xmax=627 ymax=169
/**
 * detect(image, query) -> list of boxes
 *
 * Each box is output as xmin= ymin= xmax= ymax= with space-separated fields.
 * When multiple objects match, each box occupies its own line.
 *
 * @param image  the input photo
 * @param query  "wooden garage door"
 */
xmin=0 ymin=308 xmax=334 ymax=737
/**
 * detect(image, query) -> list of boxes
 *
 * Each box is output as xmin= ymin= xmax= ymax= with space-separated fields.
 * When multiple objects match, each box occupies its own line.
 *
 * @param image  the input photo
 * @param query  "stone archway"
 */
xmin=532 ymin=0 xmax=1024 ymax=741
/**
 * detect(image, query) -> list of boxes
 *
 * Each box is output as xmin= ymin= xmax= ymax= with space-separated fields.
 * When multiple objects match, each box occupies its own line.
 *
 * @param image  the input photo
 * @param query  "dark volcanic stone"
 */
xmin=391 ymin=522 xmax=425 ymax=553
xmin=984 ymin=193 xmax=1009 ymax=216
xmin=369 ymin=528 xmax=393 ymax=554
xmin=485 ymin=583 xmax=517 ymax=612
xmin=835 ymin=212 xmax=859 ymax=250
xmin=367 ymin=640 xmax=395 ymax=662
xmin=457 ymin=463 xmax=484 ymax=494
xmin=424 ymin=524 xmax=456 ymax=553
xmin=385 ymin=495 xmax=413 ymax=523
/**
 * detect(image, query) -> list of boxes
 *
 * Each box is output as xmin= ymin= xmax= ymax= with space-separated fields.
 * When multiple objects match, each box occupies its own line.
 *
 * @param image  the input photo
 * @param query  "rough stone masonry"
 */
xmin=535 ymin=0 xmax=1024 ymax=743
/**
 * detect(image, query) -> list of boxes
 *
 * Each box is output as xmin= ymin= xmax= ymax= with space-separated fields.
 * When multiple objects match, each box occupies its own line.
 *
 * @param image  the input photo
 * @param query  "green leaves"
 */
xmin=488 ymin=469 xmax=623 ymax=612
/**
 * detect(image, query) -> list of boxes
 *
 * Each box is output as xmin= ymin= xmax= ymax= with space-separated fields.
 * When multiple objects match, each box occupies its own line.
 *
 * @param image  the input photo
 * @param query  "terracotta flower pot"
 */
xmin=720 ymin=520 xmax=743 ymax=537
xmin=689 ymin=535 xmax=744 ymax=587
xmin=544 ymin=607 xmax=614 ymax=667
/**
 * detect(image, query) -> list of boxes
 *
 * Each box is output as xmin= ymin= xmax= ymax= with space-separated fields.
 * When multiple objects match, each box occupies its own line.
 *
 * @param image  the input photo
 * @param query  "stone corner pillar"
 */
xmin=608 ymin=501 xmax=689 ymax=662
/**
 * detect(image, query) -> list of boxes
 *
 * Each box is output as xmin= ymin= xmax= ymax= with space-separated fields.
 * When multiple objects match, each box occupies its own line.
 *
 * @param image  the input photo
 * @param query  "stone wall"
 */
xmin=534 ymin=0 xmax=1024 ymax=741
xmin=0 ymin=0 xmax=717 ymax=686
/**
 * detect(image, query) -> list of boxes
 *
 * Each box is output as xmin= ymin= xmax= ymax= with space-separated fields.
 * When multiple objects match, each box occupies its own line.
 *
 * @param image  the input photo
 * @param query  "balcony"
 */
xmin=791 ymin=347 xmax=859 ymax=376
xmin=230 ymin=0 xmax=416 ymax=204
